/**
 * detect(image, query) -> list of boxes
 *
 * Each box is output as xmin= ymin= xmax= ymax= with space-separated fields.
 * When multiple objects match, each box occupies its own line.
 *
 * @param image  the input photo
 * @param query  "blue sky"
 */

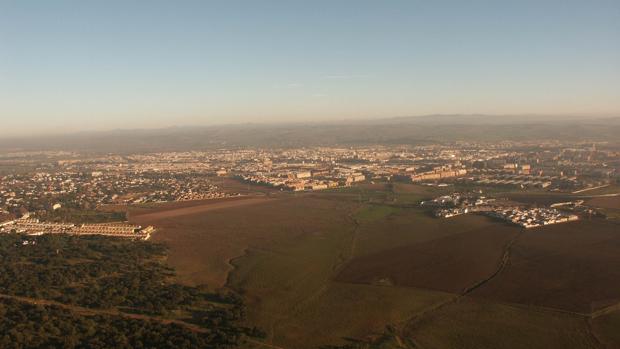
xmin=1 ymin=0 xmax=619 ymax=135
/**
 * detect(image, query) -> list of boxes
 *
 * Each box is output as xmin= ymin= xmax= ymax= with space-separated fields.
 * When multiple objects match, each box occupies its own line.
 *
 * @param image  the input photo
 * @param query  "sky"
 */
xmin=1 ymin=0 xmax=619 ymax=135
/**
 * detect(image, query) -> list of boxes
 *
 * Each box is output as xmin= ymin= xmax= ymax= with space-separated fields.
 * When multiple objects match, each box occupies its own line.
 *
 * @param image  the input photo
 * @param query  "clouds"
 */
xmin=320 ymin=74 xmax=372 ymax=80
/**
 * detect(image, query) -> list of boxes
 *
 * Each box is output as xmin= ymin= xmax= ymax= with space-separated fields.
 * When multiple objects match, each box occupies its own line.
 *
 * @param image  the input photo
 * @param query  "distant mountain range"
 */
xmin=1 ymin=115 xmax=619 ymax=153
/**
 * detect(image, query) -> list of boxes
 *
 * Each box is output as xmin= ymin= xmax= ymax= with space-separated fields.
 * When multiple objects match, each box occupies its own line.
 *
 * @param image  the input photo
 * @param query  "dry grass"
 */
xmin=338 ymin=212 xmax=519 ymax=293
xmin=407 ymin=297 xmax=599 ymax=349
xmin=123 ymin=184 xmax=620 ymax=348
xmin=471 ymin=219 xmax=620 ymax=313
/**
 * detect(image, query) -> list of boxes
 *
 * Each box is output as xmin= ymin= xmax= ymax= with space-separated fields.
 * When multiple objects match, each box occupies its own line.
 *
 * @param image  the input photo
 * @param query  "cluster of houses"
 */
xmin=0 ymin=218 xmax=153 ymax=240
xmin=487 ymin=208 xmax=579 ymax=228
xmin=424 ymin=192 xmax=580 ymax=228
xmin=422 ymin=192 xmax=497 ymax=218
xmin=0 ymin=169 xmax=234 ymax=217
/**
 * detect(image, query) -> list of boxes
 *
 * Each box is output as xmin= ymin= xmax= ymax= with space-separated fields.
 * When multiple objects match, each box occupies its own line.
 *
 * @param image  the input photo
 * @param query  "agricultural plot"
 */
xmin=406 ymin=297 xmax=599 ymax=349
xmin=592 ymin=309 xmax=620 ymax=348
xmin=587 ymin=195 xmax=620 ymax=210
xmin=338 ymin=214 xmax=519 ymax=293
xmin=471 ymin=219 xmax=620 ymax=313
xmin=131 ymin=197 xmax=355 ymax=288
xmin=272 ymin=283 xmax=450 ymax=349
xmin=586 ymin=195 xmax=620 ymax=219
xmin=129 ymin=184 xmax=620 ymax=349
xmin=352 ymin=208 xmax=498 ymax=258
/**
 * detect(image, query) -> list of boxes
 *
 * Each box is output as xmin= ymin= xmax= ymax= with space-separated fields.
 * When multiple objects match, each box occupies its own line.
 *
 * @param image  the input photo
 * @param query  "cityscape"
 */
xmin=1 ymin=140 xmax=616 ymax=241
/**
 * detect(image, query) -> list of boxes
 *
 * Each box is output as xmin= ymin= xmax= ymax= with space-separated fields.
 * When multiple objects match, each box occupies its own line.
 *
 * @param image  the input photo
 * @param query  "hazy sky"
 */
xmin=1 ymin=0 xmax=619 ymax=135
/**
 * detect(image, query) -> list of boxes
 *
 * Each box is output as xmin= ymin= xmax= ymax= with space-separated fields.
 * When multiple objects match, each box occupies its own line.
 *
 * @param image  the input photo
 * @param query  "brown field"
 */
xmin=130 ymin=196 xmax=272 ymax=221
xmin=215 ymin=177 xmax=280 ymax=195
xmin=130 ymin=196 xmax=356 ymax=288
xmin=505 ymin=192 xmax=579 ymax=206
xmin=130 ymin=192 xmax=455 ymax=348
xmin=271 ymin=282 xmax=450 ymax=349
xmin=223 ymin=200 xmax=454 ymax=348
xmin=586 ymin=195 xmax=620 ymax=210
xmin=337 ymin=213 xmax=520 ymax=293
xmin=471 ymin=219 xmax=620 ymax=313
xmin=125 ymin=184 xmax=620 ymax=348
xmin=592 ymin=309 xmax=620 ymax=348
xmin=353 ymin=208 xmax=498 ymax=258
xmin=406 ymin=297 xmax=599 ymax=349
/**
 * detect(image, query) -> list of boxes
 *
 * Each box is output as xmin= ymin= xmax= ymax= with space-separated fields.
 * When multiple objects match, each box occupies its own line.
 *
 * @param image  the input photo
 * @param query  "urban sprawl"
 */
xmin=1 ymin=141 xmax=617 ymax=236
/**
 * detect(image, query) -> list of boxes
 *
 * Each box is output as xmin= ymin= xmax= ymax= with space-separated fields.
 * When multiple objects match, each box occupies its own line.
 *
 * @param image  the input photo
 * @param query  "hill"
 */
xmin=1 ymin=115 xmax=618 ymax=153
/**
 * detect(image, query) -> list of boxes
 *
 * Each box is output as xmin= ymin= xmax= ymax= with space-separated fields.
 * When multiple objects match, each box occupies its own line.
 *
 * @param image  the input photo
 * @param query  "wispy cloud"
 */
xmin=273 ymin=82 xmax=304 ymax=89
xmin=320 ymin=74 xmax=371 ymax=80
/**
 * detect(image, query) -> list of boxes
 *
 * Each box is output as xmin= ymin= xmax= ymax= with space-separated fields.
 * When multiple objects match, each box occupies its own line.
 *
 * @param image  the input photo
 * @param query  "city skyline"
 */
xmin=1 ymin=0 xmax=619 ymax=135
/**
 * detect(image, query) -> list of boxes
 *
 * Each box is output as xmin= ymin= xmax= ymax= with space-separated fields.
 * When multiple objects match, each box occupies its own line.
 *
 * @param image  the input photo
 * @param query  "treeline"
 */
xmin=0 ymin=234 xmax=264 ymax=348
xmin=0 ymin=298 xmax=233 ymax=349
xmin=0 ymin=235 xmax=194 ymax=313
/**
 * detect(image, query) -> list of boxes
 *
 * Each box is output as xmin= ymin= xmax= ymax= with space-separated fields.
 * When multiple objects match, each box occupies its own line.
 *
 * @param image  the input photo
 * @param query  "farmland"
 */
xmin=470 ymin=219 xmax=620 ymax=313
xmin=592 ymin=309 xmax=620 ymax=348
xmin=129 ymin=183 xmax=620 ymax=348
xmin=337 ymin=215 xmax=520 ymax=293
xmin=405 ymin=298 xmax=600 ymax=349
xmin=131 ymin=196 xmax=353 ymax=288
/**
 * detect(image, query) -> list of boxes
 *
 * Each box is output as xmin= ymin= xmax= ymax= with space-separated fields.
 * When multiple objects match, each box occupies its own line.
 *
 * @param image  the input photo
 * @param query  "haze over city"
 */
xmin=2 ymin=2 xmax=620 ymax=349
xmin=1 ymin=0 xmax=619 ymax=135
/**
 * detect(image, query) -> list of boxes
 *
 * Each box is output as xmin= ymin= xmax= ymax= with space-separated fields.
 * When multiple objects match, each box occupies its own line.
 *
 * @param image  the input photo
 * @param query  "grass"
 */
xmin=133 ymin=197 xmax=354 ymax=288
xmin=273 ymin=283 xmax=450 ymax=349
xmin=131 ymin=183 xmax=620 ymax=348
xmin=354 ymin=204 xmax=401 ymax=223
xmin=226 ymin=209 xmax=360 ymax=346
xmin=407 ymin=298 xmax=599 ymax=349
xmin=352 ymin=208 xmax=498 ymax=259
xmin=391 ymin=183 xmax=448 ymax=204
xmin=470 ymin=219 xmax=620 ymax=313
xmin=338 ymin=214 xmax=519 ymax=293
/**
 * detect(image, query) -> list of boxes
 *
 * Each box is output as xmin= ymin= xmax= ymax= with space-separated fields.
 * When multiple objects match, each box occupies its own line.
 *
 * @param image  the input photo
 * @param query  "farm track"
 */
xmin=400 ymin=229 xmax=526 ymax=347
xmin=398 ymin=226 xmax=614 ymax=349
xmin=461 ymin=229 xmax=524 ymax=295
xmin=266 ymin=206 xmax=363 ymax=348
xmin=134 ymin=190 xmax=618 ymax=348
xmin=586 ymin=318 xmax=606 ymax=349
xmin=591 ymin=300 xmax=620 ymax=319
